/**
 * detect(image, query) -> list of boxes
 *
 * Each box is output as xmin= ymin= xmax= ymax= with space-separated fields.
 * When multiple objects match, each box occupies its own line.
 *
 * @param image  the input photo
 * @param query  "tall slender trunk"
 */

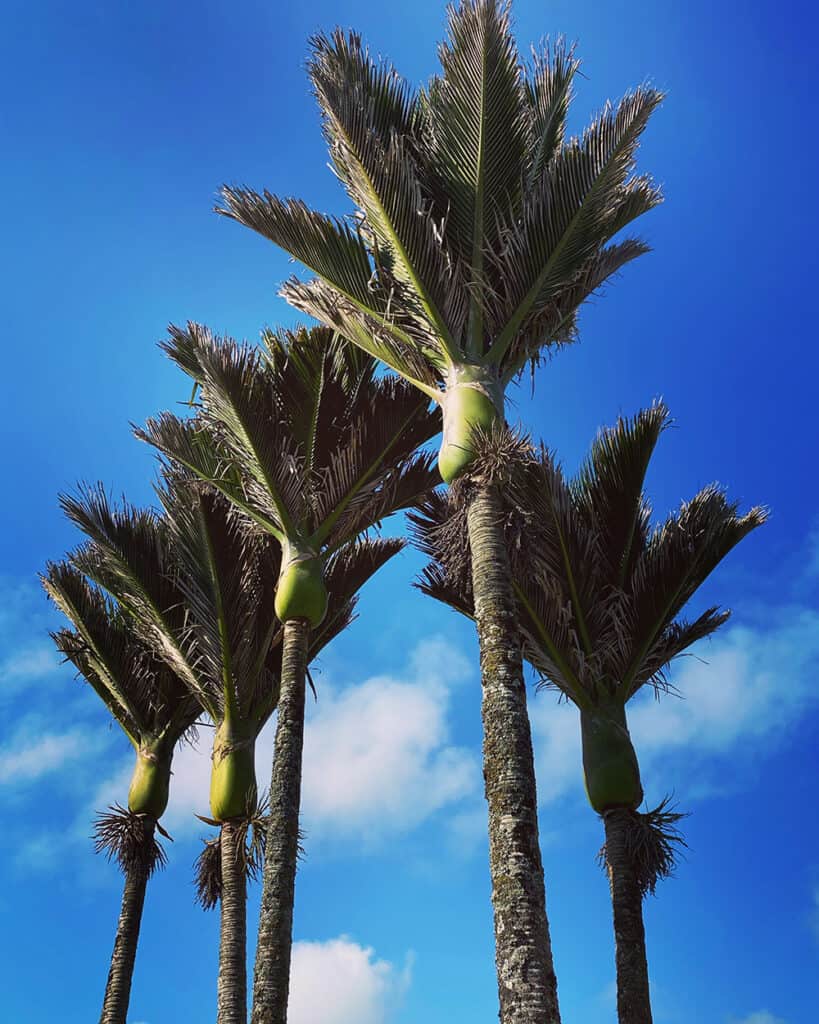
xmin=99 ymin=833 xmax=151 ymax=1024
xmin=602 ymin=808 xmax=653 ymax=1024
xmin=218 ymin=820 xmax=248 ymax=1024
xmin=465 ymin=482 xmax=561 ymax=1024
xmin=251 ymin=618 xmax=309 ymax=1024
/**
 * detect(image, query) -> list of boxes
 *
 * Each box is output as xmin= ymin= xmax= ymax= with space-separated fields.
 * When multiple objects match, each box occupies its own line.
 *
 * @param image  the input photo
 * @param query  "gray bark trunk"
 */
xmin=99 ymin=834 xmax=151 ymax=1024
xmin=466 ymin=483 xmax=561 ymax=1024
xmin=218 ymin=820 xmax=248 ymax=1024
xmin=603 ymin=808 xmax=653 ymax=1024
xmin=250 ymin=618 xmax=309 ymax=1024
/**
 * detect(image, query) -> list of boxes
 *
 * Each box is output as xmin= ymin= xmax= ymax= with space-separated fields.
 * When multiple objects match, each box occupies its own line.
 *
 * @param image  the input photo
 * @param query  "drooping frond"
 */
xmin=147 ymin=323 xmax=439 ymax=556
xmin=217 ymin=5 xmax=662 ymax=384
xmin=157 ymin=473 xmax=282 ymax=723
xmin=486 ymin=87 xmax=664 ymax=367
xmin=307 ymin=28 xmax=467 ymax=358
xmin=43 ymin=560 xmax=196 ymax=745
xmin=58 ymin=485 xmax=198 ymax=694
xmin=423 ymin=0 xmax=527 ymax=340
xmin=413 ymin=406 xmax=765 ymax=708
xmin=620 ymin=487 xmax=767 ymax=697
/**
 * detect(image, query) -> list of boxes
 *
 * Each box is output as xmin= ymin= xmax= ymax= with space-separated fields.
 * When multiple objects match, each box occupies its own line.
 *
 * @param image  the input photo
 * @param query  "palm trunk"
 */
xmin=602 ymin=808 xmax=653 ymax=1024
xmin=251 ymin=618 xmax=309 ymax=1024
xmin=465 ymin=482 xmax=561 ymax=1024
xmin=99 ymin=834 xmax=151 ymax=1024
xmin=218 ymin=820 xmax=248 ymax=1024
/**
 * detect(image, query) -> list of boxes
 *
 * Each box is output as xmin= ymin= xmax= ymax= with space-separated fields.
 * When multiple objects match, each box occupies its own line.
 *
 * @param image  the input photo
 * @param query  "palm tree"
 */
xmin=41 ymin=561 xmax=199 ymax=1024
xmin=214 ymin=5 xmax=663 ymax=1018
xmin=412 ymin=403 xmax=767 ymax=1024
xmin=135 ymin=323 xmax=437 ymax=1024
xmin=60 ymin=474 xmax=405 ymax=1024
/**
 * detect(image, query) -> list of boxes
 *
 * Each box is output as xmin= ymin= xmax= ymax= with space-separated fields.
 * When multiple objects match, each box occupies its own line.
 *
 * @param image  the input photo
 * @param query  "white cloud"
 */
xmin=90 ymin=636 xmax=480 ymax=846
xmin=529 ymin=609 xmax=819 ymax=807
xmin=299 ymin=638 xmax=478 ymax=844
xmin=732 ymin=1012 xmax=787 ymax=1024
xmin=0 ymin=727 xmax=97 ymax=786
xmin=0 ymin=644 xmax=58 ymax=685
xmin=289 ymin=937 xmax=411 ymax=1024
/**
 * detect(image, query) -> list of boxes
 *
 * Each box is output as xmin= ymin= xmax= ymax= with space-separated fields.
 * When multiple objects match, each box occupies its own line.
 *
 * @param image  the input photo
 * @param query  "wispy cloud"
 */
xmin=91 ymin=636 xmax=480 ymax=847
xmin=529 ymin=606 xmax=819 ymax=808
xmin=732 ymin=1012 xmax=787 ymax=1024
xmin=289 ymin=936 xmax=412 ymax=1024
xmin=0 ymin=728 xmax=92 ymax=785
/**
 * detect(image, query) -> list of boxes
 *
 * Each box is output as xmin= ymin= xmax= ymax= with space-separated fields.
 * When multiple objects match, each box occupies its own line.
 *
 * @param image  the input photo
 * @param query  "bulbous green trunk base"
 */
xmin=274 ymin=543 xmax=327 ymax=627
xmin=438 ymin=366 xmax=503 ymax=484
xmin=127 ymin=748 xmax=171 ymax=820
xmin=581 ymin=709 xmax=643 ymax=814
xmin=210 ymin=721 xmax=258 ymax=823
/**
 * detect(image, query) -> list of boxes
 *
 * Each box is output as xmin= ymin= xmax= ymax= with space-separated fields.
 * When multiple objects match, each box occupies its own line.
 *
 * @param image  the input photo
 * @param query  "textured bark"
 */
xmin=603 ymin=808 xmax=653 ymax=1024
xmin=465 ymin=483 xmax=561 ymax=1024
xmin=99 ymin=839 xmax=151 ymax=1024
xmin=218 ymin=821 xmax=248 ymax=1024
xmin=251 ymin=618 xmax=309 ymax=1024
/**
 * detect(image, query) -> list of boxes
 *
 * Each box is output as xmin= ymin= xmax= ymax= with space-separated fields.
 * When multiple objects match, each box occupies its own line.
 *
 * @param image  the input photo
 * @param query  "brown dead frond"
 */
xmin=93 ymin=804 xmax=168 ymax=877
xmin=598 ymin=797 xmax=689 ymax=898
xmin=460 ymin=422 xmax=534 ymax=489
xmin=193 ymin=795 xmax=272 ymax=909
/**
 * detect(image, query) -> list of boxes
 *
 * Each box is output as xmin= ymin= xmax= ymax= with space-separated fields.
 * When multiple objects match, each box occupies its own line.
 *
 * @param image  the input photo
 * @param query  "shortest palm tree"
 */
xmin=42 ymin=562 xmax=198 ymax=1024
xmin=413 ymin=403 xmax=766 ymax=1024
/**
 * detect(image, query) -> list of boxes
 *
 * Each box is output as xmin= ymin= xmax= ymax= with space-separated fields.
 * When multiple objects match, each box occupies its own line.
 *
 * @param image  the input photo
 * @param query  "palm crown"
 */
xmin=218 ymin=1 xmax=662 ymax=479
xmin=413 ymin=403 xmax=767 ymax=809
xmin=137 ymin=323 xmax=437 ymax=625
xmin=43 ymin=560 xmax=199 ymax=822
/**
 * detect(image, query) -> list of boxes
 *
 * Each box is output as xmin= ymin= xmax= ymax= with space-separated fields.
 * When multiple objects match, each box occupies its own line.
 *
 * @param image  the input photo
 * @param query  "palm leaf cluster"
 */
xmin=220 ymin=9 xmax=661 ymax=392
xmin=34 ymin=5 xmax=769 ymax=1024
xmin=414 ymin=403 xmax=766 ymax=717
xmin=139 ymin=324 xmax=438 ymax=559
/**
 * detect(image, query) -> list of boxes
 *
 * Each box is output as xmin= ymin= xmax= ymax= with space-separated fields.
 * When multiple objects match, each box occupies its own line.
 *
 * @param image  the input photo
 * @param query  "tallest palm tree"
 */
xmin=217 ymin=3 xmax=662 ymax=1021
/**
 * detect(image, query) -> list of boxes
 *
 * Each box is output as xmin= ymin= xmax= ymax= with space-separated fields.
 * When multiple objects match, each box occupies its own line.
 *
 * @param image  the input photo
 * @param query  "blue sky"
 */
xmin=1 ymin=1 xmax=817 ymax=1022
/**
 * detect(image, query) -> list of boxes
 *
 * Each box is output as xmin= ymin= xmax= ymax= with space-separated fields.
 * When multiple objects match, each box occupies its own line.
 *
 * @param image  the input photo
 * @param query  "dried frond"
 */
xmin=598 ymin=798 xmax=689 ymax=898
xmin=193 ymin=837 xmax=222 ymax=909
xmin=459 ymin=422 xmax=534 ymax=488
xmin=93 ymin=805 xmax=168 ymax=878
xmin=193 ymin=798 xmax=271 ymax=909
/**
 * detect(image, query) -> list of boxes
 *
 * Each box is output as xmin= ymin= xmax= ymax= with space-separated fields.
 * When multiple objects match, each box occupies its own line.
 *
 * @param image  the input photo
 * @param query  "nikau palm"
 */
xmin=42 ymin=561 xmax=198 ymax=1024
xmin=137 ymin=323 xmax=437 ymax=1024
xmin=62 ymin=472 xmax=404 ymax=1023
xmin=215 ymin=2 xmax=662 ymax=1019
xmin=413 ymin=404 xmax=766 ymax=1024
xmin=54 ymin=487 xmax=263 ymax=1024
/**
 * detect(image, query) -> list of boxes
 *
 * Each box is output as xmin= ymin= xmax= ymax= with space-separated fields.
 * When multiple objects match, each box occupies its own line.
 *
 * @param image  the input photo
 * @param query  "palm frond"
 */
xmin=487 ymin=86 xmax=664 ymax=366
xmin=424 ymin=0 xmax=527 ymax=350
xmin=621 ymin=489 xmax=767 ymax=695
xmin=280 ymin=277 xmax=442 ymax=396
xmin=572 ymin=402 xmax=671 ymax=588
xmin=524 ymin=37 xmax=580 ymax=186
xmin=307 ymin=27 xmax=466 ymax=359
xmin=500 ymin=238 xmax=651 ymax=383
xmin=58 ymin=486 xmax=199 ymax=695
xmin=157 ymin=474 xmax=281 ymax=722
